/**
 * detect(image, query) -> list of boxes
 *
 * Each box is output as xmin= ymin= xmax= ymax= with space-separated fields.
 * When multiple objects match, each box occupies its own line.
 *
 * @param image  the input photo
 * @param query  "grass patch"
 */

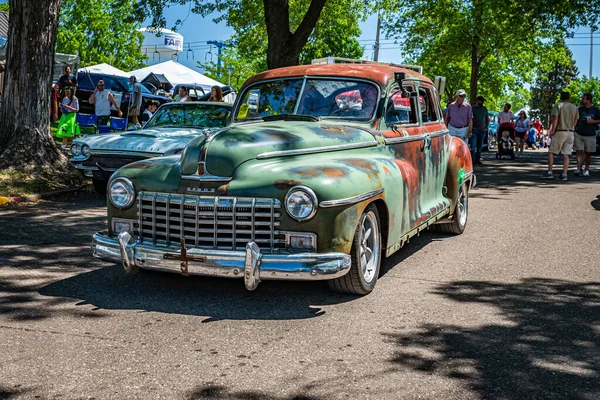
xmin=0 ymin=170 xmax=88 ymax=197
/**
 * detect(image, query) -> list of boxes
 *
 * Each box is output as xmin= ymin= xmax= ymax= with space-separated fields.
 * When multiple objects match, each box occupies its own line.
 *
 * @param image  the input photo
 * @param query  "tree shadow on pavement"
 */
xmin=475 ymin=151 xmax=600 ymax=190
xmin=186 ymin=384 xmax=322 ymax=400
xmin=38 ymin=265 xmax=357 ymax=321
xmin=383 ymin=278 xmax=600 ymax=399
xmin=592 ymin=195 xmax=600 ymax=211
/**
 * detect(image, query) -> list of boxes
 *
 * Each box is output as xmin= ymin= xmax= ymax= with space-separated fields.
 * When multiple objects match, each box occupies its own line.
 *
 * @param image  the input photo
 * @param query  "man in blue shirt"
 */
xmin=527 ymin=126 xmax=538 ymax=149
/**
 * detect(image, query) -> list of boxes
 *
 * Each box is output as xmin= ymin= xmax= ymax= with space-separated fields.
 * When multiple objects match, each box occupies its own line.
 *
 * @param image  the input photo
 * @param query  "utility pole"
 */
xmin=373 ymin=11 xmax=381 ymax=62
xmin=207 ymin=41 xmax=225 ymax=78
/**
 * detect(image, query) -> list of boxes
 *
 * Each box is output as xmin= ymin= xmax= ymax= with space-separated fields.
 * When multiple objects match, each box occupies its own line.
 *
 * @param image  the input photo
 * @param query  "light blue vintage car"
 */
xmin=69 ymin=102 xmax=232 ymax=194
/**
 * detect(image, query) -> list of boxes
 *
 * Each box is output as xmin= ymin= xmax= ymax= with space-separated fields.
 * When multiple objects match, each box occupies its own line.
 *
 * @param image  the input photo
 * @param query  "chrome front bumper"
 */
xmin=92 ymin=232 xmax=352 ymax=291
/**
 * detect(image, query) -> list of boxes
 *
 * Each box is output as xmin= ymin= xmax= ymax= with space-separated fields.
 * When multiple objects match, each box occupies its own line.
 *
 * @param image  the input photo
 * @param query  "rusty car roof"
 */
xmin=243 ymin=63 xmax=432 ymax=88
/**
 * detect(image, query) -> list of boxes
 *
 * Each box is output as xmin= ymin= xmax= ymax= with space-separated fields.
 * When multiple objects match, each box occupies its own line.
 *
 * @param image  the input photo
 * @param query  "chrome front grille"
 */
xmin=137 ymin=192 xmax=285 ymax=253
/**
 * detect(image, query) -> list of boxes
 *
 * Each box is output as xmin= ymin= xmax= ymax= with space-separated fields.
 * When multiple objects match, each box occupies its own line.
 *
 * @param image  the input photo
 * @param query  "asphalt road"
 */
xmin=1 ymin=150 xmax=599 ymax=400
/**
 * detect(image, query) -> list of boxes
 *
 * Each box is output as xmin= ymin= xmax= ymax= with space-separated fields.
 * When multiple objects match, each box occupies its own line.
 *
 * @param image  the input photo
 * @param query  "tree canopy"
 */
xmin=382 ymin=0 xmax=600 ymax=104
xmin=135 ymin=0 xmax=368 ymax=69
xmin=56 ymin=0 xmax=145 ymax=71
xmin=529 ymin=39 xmax=578 ymax=121
xmin=197 ymin=0 xmax=366 ymax=87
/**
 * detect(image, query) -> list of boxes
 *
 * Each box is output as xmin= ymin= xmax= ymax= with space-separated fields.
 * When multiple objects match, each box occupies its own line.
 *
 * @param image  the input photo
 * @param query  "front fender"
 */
xmin=229 ymin=151 xmax=394 ymax=254
xmin=445 ymin=136 xmax=473 ymax=213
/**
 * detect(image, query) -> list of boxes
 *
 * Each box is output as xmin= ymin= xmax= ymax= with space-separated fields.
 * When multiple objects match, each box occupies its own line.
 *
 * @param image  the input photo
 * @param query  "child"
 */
xmin=498 ymin=130 xmax=516 ymax=159
xmin=56 ymin=86 xmax=80 ymax=149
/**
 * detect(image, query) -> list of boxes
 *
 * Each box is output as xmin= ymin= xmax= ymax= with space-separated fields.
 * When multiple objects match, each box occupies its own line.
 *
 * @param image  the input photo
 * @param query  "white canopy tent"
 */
xmin=129 ymin=60 xmax=225 ymax=93
xmin=80 ymin=63 xmax=130 ymax=78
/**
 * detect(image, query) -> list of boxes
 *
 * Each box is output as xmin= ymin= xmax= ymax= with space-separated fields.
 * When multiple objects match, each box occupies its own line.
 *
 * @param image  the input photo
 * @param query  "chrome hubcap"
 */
xmin=457 ymin=186 xmax=468 ymax=227
xmin=360 ymin=211 xmax=380 ymax=284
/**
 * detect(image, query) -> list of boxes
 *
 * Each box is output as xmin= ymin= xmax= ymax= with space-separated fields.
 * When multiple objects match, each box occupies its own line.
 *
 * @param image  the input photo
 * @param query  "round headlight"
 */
xmin=81 ymin=144 xmax=91 ymax=158
xmin=109 ymin=178 xmax=136 ymax=209
xmin=70 ymin=143 xmax=81 ymax=156
xmin=285 ymin=186 xmax=318 ymax=221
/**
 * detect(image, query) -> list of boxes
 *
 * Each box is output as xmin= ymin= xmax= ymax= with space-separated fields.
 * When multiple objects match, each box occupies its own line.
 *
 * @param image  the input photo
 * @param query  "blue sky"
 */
xmin=153 ymin=4 xmax=599 ymax=80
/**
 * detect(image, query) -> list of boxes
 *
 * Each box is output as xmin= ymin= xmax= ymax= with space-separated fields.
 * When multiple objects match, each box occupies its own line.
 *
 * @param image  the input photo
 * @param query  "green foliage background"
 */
xmin=56 ymin=0 xmax=145 ymax=71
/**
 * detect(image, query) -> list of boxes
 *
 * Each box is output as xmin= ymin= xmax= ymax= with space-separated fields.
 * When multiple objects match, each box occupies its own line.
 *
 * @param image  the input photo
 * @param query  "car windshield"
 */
xmin=235 ymin=78 xmax=379 ymax=121
xmin=145 ymin=104 xmax=231 ymax=129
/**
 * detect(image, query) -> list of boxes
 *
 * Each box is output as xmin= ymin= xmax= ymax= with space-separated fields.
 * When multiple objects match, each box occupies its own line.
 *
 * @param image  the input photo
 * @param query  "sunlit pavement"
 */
xmin=1 ymin=149 xmax=599 ymax=399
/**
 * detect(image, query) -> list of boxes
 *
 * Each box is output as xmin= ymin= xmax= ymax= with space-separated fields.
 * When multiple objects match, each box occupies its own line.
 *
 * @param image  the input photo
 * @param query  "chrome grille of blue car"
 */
xmin=137 ymin=192 xmax=285 ymax=253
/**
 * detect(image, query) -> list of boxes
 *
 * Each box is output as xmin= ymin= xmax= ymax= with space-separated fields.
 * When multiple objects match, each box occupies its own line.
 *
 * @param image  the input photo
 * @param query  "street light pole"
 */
xmin=227 ymin=66 xmax=234 ymax=86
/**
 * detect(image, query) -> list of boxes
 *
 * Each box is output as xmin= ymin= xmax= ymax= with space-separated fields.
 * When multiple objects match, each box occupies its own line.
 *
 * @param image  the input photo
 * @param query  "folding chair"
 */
xmin=98 ymin=125 xmax=112 ymax=134
xmin=76 ymin=113 xmax=97 ymax=134
xmin=110 ymin=117 xmax=128 ymax=132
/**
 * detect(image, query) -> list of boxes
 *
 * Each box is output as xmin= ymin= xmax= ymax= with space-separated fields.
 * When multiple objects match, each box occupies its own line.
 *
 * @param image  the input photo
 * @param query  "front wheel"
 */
xmin=328 ymin=204 xmax=382 ymax=295
xmin=436 ymin=184 xmax=468 ymax=235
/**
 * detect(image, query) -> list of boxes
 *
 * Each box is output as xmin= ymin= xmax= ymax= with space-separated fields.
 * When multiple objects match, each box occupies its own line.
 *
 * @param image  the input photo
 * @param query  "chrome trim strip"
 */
xmin=257 ymin=141 xmax=378 ymax=159
xmin=90 ymin=150 xmax=159 ymax=157
xmin=384 ymin=134 xmax=428 ymax=145
xmin=319 ymin=188 xmax=384 ymax=208
xmin=74 ymin=165 xmax=105 ymax=171
xmin=429 ymin=130 xmax=449 ymax=138
xmin=181 ymin=174 xmax=233 ymax=182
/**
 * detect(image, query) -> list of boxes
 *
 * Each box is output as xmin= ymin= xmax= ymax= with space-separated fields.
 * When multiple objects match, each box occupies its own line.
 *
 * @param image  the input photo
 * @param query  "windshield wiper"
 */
xmin=262 ymin=114 xmax=320 ymax=122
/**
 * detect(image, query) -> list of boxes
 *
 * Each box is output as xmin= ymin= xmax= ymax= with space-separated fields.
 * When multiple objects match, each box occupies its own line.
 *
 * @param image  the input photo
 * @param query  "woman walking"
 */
xmin=56 ymin=86 xmax=80 ymax=149
xmin=514 ymin=111 xmax=531 ymax=156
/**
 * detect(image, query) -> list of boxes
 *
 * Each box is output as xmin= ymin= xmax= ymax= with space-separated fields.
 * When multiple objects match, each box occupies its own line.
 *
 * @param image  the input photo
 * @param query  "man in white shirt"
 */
xmin=497 ymin=103 xmax=515 ymax=140
xmin=89 ymin=80 xmax=122 ymax=127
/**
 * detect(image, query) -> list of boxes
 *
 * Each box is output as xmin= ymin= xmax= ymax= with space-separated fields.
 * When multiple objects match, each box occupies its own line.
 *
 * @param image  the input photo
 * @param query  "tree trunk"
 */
xmin=0 ymin=0 xmax=73 ymax=183
xmin=264 ymin=0 xmax=327 ymax=69
xmin=469 ymin=45 xmax=480 ymax=103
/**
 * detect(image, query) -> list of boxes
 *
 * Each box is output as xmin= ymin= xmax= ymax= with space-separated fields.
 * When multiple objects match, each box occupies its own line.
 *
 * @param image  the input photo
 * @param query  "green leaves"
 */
xmin=380 ymin=0 xmax=598 ymax=109
xmin=56 ymin=0 xmax=145 ymax=71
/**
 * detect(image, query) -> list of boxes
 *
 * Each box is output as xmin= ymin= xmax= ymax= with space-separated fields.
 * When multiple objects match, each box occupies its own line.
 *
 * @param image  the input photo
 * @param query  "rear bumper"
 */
xmin=92 ymin=232 xmax=352 ymax=290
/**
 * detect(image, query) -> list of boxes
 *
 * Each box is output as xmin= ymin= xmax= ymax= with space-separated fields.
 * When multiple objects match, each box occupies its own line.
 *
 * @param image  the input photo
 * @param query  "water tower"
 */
xmin=139 ymin=27 xmax=183 ymax=65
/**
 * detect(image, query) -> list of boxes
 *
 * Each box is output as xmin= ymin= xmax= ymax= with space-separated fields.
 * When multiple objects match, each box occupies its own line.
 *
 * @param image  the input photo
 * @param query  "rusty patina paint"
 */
xmin=105 ymin=63 xmax=472 ymax=262
xmin=273 ymin=179 xmax=303 ymax=190
xmin=290 ymin=166 xmax=350 ymax=179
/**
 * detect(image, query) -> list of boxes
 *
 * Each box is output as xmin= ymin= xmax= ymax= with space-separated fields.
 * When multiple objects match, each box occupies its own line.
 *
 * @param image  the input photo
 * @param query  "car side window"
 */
xmin=385 ymin=84 xmax=418 ymax=126
xmin=419 ymin=86 xmax=440 ymax=123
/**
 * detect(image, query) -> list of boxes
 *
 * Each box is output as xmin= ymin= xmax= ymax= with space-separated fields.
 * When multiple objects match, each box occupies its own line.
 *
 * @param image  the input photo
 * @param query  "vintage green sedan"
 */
xmin=92 ymin=59 xmax=475 ymax=295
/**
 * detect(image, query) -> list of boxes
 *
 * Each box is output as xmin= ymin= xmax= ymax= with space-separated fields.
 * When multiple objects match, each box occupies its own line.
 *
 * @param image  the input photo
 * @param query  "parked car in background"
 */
xmin=75 ymin=72 xmax=171 ymax=118
xmin=91 ymin=58 xmax=475 ymax=295
xmin=70 ymin=102 xmax=232 ymax=194
xmin=171 ymin=84 xmax=236 ymax=102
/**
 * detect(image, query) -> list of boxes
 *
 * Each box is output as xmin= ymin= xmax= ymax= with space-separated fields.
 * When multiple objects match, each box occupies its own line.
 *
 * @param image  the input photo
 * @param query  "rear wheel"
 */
xmin=435 ymin=183 xmax=468 ymax=235
xmin=92 ymin=179 xmax=107 ymax=195
xmin=328 ymin=205 xmax=382 ymax=295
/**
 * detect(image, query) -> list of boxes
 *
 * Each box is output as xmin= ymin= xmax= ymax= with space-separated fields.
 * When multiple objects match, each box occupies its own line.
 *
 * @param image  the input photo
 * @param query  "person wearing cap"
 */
xmin=470 ymin=95 xmax=488 ymax=164
xmin=444 ymin=89 xmax=473 ymax=141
